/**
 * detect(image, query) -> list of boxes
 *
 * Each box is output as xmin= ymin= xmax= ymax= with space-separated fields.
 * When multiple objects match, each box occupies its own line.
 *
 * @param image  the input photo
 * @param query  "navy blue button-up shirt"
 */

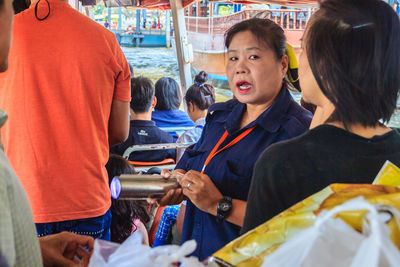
xmin=110 ymin=120 xmax=176 ymax=161
xmin=175 ymin=87 xmax=312 ymax=260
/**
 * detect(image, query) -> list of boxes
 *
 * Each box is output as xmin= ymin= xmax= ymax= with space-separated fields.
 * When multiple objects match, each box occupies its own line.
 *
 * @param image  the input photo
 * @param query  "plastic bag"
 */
xmin=261 ymin=197 xmax=400 ymax=267
xmin=210 ymin=184 xmax=400 ymax=267
xmin=89 ymin=231 xmax=212 ymax=267
xmin=373 ymin=160 xmax=400 ymax=186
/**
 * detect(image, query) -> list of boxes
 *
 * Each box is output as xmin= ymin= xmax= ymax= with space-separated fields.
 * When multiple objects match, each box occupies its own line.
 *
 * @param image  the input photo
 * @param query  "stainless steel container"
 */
xmin=110 ymin=174 xmax=180 ymax=200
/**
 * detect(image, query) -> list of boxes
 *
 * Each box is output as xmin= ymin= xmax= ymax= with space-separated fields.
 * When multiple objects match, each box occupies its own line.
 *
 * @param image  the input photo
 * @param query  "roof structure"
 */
xmin=81 ymin=0 xmax=319 ymax=9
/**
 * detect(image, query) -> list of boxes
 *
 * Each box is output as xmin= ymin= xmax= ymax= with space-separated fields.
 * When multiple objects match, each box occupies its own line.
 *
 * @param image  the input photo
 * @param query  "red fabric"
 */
xmin=139 ymin=0 xmax=200 ymax=10
xmin=213 ymin=0 xmax=317 ymax=7
xmin=128 ymin=158 xmax=175 ymax=166
xmin=131 ymin=0 xmax=317 ymax=9
xmin=149 ymin=206 xmax=166 ymax=246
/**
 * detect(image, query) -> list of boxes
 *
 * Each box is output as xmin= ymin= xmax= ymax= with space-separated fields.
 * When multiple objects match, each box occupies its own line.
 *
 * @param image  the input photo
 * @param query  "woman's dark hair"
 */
xmin=12 ymin=0 xmax=30 ymax=14
xmin=305 ymin=0 xmax=400 ymax=128
xmin=154 ymin=77 xmax=182 ymax=110
xmin=225 ymin=18 xmax=286 ymax=60
xmin=185 ymin=71 xmax=215 ymax=110
xmin=106 ymin=154 xmax=150 ymax=243
xmin=130 ymin=76 xmax=155 ymax=113
xmin=224 ymin=18 xmax=302 ymax=93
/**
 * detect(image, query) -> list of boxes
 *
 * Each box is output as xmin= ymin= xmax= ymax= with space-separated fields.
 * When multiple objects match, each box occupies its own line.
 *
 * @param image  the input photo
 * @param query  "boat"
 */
xmin=184 ymin=5 xmax=312 ymax=88
xmin=115 ymin=28 xmax=171 ymax=48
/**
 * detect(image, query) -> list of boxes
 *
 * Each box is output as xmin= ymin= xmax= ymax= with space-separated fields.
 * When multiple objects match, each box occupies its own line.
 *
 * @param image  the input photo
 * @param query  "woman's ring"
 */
xmin=187 ymin=182 xmax=192 ymax=190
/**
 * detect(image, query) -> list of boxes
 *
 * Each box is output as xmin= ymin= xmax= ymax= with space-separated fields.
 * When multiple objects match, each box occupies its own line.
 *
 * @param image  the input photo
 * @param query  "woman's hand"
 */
xmin=148 ymin=169 xmax=186 ymax=206
xmin=179 ymin=170 xmax=223 ymax=215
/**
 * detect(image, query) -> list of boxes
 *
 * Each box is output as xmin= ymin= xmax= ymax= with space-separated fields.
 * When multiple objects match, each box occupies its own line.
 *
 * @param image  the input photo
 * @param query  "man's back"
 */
xmin=110 ymin=120 xmax=176 ymax=162
xmin=0 ymin=0 xmax=131 ymax=223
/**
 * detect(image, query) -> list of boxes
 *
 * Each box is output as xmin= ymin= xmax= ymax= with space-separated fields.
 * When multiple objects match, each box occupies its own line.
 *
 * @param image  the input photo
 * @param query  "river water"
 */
xmin=122 ymin=47 xmax=400 ymax=127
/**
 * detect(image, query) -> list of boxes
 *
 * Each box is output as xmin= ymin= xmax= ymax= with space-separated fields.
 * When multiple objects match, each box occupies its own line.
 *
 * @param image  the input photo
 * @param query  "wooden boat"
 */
xmin=184 ymin=8 xmax=312 ymax=88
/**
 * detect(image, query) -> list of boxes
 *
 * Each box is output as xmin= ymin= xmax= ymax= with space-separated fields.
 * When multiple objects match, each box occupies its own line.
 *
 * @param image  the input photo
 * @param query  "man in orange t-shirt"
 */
xmin=0 ymin=0 xmax=130 ymax=240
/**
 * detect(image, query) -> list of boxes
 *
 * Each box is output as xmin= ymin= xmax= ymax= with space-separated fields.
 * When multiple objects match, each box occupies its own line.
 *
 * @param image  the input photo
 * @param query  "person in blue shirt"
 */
xmin=151 ymin=77 xmax=195 ymax=140
xmin=176 ymin=71 xmax=216 ymax=161
xmin=110 ymin=76 xmax=176 ymax=162
xmin=154 ymin=18 xmax=312 ymax=260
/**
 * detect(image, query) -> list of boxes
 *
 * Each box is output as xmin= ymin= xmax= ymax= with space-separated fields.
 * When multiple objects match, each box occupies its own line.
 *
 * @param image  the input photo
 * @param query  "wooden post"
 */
xmin=169 ymin=0 xmax=192 ymax=100
xmin=166 ymin=10 xmax=171 ymax=48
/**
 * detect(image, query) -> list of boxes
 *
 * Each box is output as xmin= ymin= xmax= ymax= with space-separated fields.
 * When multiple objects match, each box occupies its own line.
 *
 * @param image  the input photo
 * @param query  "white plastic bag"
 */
xmin=88 ymin=231 xmax=213 ymax=267
xmin=261 ymin=197 xmax=400 ymax=267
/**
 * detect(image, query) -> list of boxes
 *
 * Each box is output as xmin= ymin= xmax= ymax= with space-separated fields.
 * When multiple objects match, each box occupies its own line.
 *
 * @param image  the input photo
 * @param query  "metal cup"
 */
xmin=110 ymin=174 xmax=180 ymax=200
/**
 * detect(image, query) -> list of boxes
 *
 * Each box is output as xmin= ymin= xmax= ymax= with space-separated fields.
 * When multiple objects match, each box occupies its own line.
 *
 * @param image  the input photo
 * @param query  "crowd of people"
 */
xmin=0 ymin=0 xmax=399 ymax=265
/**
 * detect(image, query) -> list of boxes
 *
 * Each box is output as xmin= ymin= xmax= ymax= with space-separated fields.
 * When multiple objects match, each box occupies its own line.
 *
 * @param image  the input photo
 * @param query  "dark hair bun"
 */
xmin=194 ymin=71 xmax=208 ymax=84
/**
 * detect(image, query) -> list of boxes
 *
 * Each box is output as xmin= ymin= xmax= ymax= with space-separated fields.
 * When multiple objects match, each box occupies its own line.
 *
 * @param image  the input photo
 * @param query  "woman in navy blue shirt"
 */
xmin=156 ymin=18 xmax=312 ymax=260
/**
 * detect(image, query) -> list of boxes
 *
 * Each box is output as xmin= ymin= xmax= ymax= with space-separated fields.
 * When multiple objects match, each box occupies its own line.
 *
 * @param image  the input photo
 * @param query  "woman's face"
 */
xmin=0 ymin=0 xmax=13 ymax=72
xmin=226 ymin=31 xmax=288 ymax=108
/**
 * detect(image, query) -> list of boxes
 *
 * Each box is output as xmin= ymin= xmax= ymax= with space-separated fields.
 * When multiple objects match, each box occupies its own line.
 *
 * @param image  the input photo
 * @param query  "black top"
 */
xmin=110 ymin=120 xmax=176 ymax=162
xmin=242 ymin=124 xmax=400 ymax=234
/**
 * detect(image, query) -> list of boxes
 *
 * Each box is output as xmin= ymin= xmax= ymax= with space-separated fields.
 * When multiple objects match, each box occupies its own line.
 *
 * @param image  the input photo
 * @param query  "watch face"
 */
xmin=221 ymin=202 xmax=230 ymax=211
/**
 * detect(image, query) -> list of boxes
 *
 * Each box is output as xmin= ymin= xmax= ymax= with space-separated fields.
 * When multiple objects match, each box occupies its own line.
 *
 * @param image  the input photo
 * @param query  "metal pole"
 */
xmin=78 ymin=0 xmax=82 ymax=13
xmin=107 ymin=7 xmax=111 ymax=26
xmin=169 ymin=0 xmax=193 ymax=103
xmin=136 ymin=10 xmax=141 ymax=47
xmin=166 ymin=11 xmax=171 ymax=48
xmin=118 ymin=7 xmax=122 ymax=31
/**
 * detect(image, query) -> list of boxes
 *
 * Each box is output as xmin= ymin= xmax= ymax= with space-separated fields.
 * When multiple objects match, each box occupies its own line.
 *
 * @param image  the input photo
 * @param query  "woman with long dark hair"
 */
xmin=106 ymin=154 xmax=150 ymax=244
xmin=243 ymin=0 xmax=400 ymax=233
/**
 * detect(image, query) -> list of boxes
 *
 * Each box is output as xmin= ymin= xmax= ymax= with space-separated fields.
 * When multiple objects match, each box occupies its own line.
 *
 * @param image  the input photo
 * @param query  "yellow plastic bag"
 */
xmin=373 ymin=160 xmax=400 ymax=186
xmin=210 ymin=184 xmax=400 ymax=267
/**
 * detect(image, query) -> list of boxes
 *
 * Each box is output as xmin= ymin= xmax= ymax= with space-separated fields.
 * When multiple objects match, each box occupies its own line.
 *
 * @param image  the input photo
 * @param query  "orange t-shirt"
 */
xmin=0 ymin=0 xmax=131 ymax=223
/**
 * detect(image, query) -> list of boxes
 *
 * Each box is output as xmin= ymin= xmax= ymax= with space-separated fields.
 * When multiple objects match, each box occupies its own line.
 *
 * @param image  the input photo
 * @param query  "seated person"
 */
xmin=152 ymin=205 xmax=181 ymax=247
xmin=110 ymin=76 xmax=176 ymax=162
xmin=176 ymin=71 xmax=215 ymax=161
xmin=242 ymin=0 xmax=400 ymax=233
xmin=106 ymin=154 xmax=150 ymax=245
xmin=126 ymin=25 xmax=134 ymax=34
xmin=151 ymin=77 xmax=195 ymax=141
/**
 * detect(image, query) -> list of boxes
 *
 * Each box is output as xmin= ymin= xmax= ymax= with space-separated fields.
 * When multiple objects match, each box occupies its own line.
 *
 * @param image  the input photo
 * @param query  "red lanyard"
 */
xmin=201 ymin=126 xmax=256 ymax=173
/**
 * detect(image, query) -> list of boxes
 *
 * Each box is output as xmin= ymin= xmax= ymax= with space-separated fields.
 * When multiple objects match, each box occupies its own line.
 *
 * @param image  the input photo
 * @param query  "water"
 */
xmin=122 ymin=47 xmax=400 ymax=127
xmin=122 ymin=47 xmax=233 ymax=103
